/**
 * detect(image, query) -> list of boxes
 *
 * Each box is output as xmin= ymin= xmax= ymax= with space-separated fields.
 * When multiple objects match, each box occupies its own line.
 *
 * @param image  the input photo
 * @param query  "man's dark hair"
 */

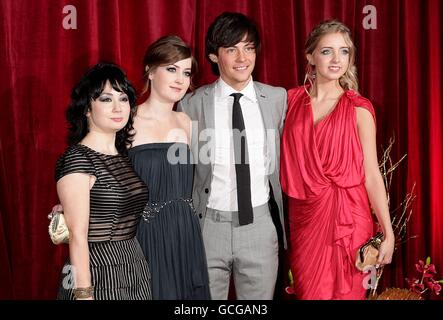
xmin=205 ymin=12 xmax=261 ymax=75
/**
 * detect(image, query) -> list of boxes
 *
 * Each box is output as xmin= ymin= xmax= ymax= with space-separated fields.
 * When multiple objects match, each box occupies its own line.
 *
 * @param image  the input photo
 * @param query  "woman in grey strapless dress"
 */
xmin=129 ymin=142 xmax=210 ymax=299
xmin=129 ymin=35 xmax=210 ymax=299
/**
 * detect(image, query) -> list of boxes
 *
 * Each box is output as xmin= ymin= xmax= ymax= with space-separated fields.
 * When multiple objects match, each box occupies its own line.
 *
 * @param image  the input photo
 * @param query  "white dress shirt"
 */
xmin=207 ymin=77 xmax=270 ymax=211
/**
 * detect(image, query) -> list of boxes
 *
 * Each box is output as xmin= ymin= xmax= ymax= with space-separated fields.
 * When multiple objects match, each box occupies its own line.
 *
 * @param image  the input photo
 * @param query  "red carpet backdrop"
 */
xmin=0 ymin=0 xmax=441 ymax=299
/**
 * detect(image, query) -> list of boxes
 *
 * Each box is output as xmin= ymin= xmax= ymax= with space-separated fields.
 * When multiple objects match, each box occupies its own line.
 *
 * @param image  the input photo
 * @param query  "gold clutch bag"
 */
xmin=48 ymin=209 xmax=69 ymax=245
xmin=355 ymin=232 xmax=383 ymax=271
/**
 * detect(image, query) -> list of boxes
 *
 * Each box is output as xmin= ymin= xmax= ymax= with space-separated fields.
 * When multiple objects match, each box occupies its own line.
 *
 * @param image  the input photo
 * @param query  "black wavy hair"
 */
xmin=205 ymin=12 xmax=261 ymax=75
xmin=66 ymin=62 xmax=137 ymax=155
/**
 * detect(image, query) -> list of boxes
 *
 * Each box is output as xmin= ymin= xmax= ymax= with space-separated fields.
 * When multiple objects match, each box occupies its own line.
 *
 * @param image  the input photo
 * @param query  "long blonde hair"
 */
xmin=304 ymin=20 xmax=359 ymax=93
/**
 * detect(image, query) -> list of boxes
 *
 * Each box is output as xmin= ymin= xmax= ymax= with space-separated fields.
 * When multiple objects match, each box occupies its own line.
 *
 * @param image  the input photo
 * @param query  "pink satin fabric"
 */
xmin=281 ymin=86 xmax=376 ymax=300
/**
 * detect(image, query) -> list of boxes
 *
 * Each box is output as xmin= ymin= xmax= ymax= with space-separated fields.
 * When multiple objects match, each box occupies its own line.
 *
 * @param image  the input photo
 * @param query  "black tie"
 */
xmin=231 ymin=93 xmax=253 ymax=226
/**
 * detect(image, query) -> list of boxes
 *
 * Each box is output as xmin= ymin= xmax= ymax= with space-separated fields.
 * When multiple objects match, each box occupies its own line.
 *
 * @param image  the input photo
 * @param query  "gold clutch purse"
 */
xmin=48 ymin=207 xmax=69 ymax=245
xmin=355 ymin=232 xmax=383 ymax=271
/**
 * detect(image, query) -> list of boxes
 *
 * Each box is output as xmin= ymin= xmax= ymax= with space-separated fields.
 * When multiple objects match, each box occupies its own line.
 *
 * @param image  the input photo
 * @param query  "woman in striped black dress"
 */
xmin=55 ymin=63 xmax=151 ymax=300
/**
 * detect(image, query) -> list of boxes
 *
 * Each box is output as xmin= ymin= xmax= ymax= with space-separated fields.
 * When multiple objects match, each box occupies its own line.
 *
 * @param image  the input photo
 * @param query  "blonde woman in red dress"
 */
xmin=280 ymin=20 xmax=395 ymax=300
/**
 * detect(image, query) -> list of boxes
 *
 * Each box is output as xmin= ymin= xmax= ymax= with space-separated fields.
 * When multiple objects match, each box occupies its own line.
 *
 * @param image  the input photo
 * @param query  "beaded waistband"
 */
xmin=142 ymin=198 xmax=195 ymax=222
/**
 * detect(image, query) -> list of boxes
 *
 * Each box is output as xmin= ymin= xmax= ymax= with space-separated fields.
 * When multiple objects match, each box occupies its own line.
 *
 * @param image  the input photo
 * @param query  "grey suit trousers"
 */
xmin=202 ymin=203 xmax=279 ymax=299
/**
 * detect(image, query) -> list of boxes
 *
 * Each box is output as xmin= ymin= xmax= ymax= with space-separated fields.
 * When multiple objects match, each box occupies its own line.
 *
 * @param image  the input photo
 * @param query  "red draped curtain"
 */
xmin=0 ymin=0 xmax=441 ymax=299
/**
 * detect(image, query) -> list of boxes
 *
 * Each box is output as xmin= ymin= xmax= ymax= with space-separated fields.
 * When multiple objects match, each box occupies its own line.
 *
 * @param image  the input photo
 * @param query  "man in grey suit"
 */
xmin=177 ymin=12 xmax=287 ymax=300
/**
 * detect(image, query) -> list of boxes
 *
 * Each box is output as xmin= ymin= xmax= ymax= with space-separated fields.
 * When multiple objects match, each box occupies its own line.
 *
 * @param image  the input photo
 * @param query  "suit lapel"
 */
xmin=202 ymin=84 xmax=215 ymax=130
xmin=254 ymin=83 xmax=274 ymax=130
xmin=254 ymin=83 xmax=277 ymax=178
xmin=200 ymin=84 xmax=216 ymax=165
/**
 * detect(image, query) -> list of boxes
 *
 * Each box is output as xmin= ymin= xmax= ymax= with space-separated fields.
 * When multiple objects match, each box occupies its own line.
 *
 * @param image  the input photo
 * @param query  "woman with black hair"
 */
xmin=55 ymin=62 xmax=151 ymax=300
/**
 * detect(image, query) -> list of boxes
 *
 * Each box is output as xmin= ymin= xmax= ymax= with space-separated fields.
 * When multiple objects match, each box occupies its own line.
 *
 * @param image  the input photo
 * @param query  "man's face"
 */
xmin=209 ymin=35 xmax=256 ymax=91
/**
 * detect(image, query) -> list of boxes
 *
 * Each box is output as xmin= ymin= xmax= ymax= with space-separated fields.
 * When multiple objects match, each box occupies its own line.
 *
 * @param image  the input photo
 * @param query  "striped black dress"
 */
xmin=55 ymin=144 xmax=151 ymax=300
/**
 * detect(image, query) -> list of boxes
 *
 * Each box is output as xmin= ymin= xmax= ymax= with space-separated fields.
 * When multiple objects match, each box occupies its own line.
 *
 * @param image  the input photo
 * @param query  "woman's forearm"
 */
xmin=364 ymin=171 xmax=395 ymax=240
xmin=69 ymin=233 xmax=91 ymax=288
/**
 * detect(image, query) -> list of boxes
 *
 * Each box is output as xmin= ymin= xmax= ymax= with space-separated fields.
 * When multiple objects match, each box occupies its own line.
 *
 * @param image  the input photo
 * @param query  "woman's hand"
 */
xmin=48 ymin=204 xmax=63 ymax=219
xmin=377 ymin=235 xmax=395 ymax=266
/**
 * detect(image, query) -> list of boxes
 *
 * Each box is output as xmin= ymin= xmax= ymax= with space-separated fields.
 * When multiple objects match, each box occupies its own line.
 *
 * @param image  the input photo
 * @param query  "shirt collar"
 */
xmin=215 ymin=77 xmax=257 ymax=103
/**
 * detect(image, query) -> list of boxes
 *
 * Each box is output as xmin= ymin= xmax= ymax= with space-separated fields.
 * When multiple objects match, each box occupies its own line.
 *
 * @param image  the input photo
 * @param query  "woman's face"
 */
xmin=86 ymin=81 xmax=131 ymax=134
xmin=307 ymin=32 xmax=350 ymax=83
xmin=148 ymin=58 xmax=192 ymax=103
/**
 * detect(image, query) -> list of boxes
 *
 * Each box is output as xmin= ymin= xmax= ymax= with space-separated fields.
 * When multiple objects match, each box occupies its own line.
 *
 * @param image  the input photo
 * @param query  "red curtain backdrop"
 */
xmin=0 ymin=0 xmax=441 ymax=299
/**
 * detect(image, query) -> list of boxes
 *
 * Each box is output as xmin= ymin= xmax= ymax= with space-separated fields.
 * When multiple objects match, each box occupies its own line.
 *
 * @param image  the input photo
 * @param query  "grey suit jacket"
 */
xmin=177 ymin=80 xmax=288 ymax=248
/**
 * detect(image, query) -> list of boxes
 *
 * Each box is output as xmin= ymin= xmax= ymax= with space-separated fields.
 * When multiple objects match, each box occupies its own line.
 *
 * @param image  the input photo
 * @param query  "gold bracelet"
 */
xmin=73 ymin=286 xmax=94 ymax=299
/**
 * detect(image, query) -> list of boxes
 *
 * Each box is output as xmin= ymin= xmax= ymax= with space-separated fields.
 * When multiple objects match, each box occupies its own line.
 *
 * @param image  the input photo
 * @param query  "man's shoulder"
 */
xmin=181 ymin=83 xmax=215 ymax=104
xmin=253 ymin=81 xmax=287 ymax=98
